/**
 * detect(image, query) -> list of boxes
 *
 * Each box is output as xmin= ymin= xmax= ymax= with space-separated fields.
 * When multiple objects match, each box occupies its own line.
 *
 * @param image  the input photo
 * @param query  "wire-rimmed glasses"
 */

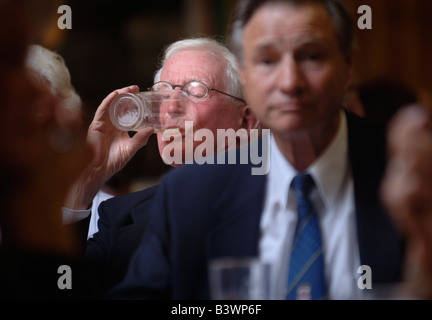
xmin=150 ymin=80 xmax=246 ymax=105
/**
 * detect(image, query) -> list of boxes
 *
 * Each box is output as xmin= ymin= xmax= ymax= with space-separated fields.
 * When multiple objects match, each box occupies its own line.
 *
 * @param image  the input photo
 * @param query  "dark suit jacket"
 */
xmin=84 ymin=184 xmax=160 ymax=293
xmin=110 ymin=112 xmax=404 ymax=299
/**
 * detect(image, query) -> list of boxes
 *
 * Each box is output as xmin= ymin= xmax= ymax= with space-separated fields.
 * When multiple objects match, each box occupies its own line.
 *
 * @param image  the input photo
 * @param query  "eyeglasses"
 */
xmin=150 ymin=80 xmax=246 ymax=105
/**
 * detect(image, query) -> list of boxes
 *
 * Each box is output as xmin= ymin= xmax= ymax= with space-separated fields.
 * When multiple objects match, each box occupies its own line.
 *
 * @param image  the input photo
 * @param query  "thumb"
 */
xmin=129 ymin=127 xmax=154 ymax=151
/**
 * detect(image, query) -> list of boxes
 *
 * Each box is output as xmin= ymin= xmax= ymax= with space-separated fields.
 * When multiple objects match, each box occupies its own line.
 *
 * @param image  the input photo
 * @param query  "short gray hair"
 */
xmin=228 ymin=0 xmax=355 ymax=64
xmin=154 ymin=38 xmax=244 ymax=102
xmin=25 ymin=44 xmax=82 ymax=113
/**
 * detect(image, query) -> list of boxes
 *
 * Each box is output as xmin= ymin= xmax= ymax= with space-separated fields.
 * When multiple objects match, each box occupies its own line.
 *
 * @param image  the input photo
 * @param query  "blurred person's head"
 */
xmin=0 ymin=1 xmax=76 ymax=160
xmin=152 ymin=38 xmax=259 ymax=165
xmin=0 ymin=0 xmax=91 ymax=255
xmin=25 ymin=44 xmax=82 ymax=116
xmin=0 ymin=1 xmax=54 ymax=173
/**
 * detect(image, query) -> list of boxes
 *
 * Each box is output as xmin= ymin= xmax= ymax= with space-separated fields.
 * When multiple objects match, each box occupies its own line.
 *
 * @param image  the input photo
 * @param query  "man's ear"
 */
xmin=240 ymin=105 xmax=260 ymax=130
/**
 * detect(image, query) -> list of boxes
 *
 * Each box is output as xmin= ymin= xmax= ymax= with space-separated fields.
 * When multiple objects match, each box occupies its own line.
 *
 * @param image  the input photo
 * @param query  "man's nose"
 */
xmin=159 ymin=91 xmax=186 ymax=117
xmin=276 ymin=56 xmax=306 ymax=95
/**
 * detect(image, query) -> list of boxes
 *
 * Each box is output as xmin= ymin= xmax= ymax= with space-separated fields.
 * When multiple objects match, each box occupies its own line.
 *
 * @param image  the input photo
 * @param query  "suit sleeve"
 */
xmin=106 ymin=179 xmax=172 ymax=299
xmin=85 ymin=200 xmax=112 ymax=261
xmin=82 ymin=200 xmax=113 ymax=294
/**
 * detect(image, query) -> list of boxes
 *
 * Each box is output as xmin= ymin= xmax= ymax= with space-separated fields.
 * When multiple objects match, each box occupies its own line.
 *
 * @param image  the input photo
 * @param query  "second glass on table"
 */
xmin=209 ymin=258 xmax=273 ymax=300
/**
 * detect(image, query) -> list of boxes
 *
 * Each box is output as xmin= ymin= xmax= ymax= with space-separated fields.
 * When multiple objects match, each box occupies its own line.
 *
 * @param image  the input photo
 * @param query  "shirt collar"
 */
xmin=308 ymin=111 xmax=348 ymax=209
xmin=267 ymin=133 xmax=298 ymax=213
xmin=267 ymin=110 xmax=348 ymax=211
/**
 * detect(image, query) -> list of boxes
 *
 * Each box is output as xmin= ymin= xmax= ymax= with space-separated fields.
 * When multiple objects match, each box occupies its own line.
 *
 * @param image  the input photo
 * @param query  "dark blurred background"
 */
xmin=37 ymin=0 xmax=431 ymax=195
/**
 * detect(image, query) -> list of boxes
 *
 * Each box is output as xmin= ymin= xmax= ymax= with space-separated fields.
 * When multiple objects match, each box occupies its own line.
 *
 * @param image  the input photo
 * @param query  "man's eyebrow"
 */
xmin=168 ymin=78 xmax=209 ymax=85
xmin=195 ymin=78 xmax=209 ymax=84
xmin=294 ymin=36 xmax=327 ymax=46
xmin=254 ymin=42 xmax=276 ymax=54
xmin=254 ymin=36 xmax=328 ymax=53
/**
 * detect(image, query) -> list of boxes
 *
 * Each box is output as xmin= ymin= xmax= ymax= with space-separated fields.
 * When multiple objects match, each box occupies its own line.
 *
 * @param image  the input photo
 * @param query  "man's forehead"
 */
xmin=244 ymin=2 xmax=338 ymax=47
xmin=161 ymin=50 xmax=224 ymax=85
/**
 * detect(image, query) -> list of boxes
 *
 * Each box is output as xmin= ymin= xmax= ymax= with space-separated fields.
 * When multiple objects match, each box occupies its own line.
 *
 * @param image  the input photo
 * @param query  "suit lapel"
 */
xmin=346 ymin=112 xmax=404 ymax=283
xmin=128 ymin=185 xmax=159 ymax=223
xmin=207 ymin=170 xmax=266 ymax=261
xmin=110 ymin=186 xmax=159 ymax=266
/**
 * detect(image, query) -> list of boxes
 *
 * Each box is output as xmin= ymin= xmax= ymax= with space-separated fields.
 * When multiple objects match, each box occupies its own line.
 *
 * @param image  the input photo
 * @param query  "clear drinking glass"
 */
xmin=109 ymin=91 xmax=182 ymax=133
xmin=209 ymin=258 xmax=273 ymax=300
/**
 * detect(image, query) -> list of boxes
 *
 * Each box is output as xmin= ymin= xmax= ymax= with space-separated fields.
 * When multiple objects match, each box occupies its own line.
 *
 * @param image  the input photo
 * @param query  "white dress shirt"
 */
xmin=61 ymin=189 xmax=113 ymax=239
xmin=259 ymin=111 xmax=364 ymax=300
xmin=87 ymin=190 xmax=114 ymax=239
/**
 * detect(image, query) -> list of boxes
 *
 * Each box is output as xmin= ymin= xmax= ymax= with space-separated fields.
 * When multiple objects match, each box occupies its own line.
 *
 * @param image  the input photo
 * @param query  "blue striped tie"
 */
xmin=286 ymin=173 xmax=327 ymax=300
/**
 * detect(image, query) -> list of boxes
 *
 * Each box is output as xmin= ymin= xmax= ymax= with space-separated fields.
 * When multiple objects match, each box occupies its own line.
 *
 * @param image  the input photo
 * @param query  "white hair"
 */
xmin=25 ymin=44 xmax=82 ymax=114
xmin=154 ymin=38 xmax=244 ymax=101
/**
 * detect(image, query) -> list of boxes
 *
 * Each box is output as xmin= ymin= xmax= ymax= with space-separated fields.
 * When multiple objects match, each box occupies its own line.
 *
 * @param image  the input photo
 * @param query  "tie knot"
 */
xmin=291 ymin=173 xmax=314 ymax=197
